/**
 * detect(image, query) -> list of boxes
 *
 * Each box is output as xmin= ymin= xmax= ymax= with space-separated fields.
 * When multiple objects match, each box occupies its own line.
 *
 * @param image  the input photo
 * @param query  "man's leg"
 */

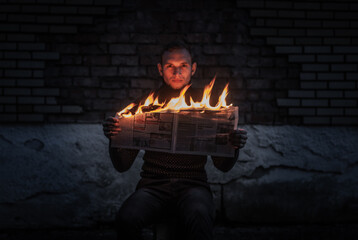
xmin=176 ymin=186 xmax=215 ymax=240
xmin=115 ymin=187 xmax=168 ymax=240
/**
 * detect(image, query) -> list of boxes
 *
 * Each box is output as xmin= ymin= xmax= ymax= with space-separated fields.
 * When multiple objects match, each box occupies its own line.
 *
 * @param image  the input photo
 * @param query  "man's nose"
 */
xmin=173 ymin=67 xmax=181 ymax=75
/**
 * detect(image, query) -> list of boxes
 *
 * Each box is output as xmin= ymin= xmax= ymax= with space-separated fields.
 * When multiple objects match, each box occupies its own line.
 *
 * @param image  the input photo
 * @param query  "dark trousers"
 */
xmin=115 ymin=178 xmax=215 ymax=240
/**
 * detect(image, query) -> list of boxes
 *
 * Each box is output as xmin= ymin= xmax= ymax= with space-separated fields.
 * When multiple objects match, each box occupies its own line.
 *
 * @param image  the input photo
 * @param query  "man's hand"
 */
xmin=103 ymin=117 xmax=121 ymax=139
xmin=229 ymin=128 xmax=247 ymax=149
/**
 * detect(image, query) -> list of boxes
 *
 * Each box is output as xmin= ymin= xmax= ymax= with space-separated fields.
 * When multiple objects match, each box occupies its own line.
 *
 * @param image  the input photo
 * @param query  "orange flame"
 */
xmin=116 ymin=76 xmax=231 ymax=118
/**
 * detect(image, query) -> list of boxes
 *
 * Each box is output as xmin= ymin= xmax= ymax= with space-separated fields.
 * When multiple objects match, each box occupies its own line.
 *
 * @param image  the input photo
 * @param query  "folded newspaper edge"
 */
xmin=111 ymin=106 xmax=239 ymax=157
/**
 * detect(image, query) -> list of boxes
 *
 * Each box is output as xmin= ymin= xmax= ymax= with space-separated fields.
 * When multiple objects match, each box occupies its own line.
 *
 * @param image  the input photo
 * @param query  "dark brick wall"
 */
xmin=0 ymin=0 xmax=357 ymax=125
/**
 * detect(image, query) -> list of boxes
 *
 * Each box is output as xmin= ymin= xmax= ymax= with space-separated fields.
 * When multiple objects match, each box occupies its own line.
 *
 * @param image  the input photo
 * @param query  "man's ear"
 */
xmin=157 ymin=63 xmax=163 ymax=76
xmin=191 ymin=62 xmax=197 ymax=76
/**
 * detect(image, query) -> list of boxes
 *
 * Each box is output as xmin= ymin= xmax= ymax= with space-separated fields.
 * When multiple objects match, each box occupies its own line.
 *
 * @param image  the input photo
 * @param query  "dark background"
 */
xmin=1 ymin=0 xmax=358 ymax=239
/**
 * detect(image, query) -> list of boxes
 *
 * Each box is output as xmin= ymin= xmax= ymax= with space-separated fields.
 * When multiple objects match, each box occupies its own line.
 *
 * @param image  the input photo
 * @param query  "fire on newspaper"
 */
xmin=111 ymin=77 xmax=239 ymax=157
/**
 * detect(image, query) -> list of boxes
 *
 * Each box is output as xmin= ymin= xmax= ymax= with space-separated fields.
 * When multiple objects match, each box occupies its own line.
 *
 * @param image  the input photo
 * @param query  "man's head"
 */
xmin=157 ymin=40 xmax=197 ymax=90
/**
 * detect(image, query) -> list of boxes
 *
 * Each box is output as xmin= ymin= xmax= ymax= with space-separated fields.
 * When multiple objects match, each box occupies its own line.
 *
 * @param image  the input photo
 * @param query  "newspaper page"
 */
xmin=111 ymin=106 xmax=238 ymax=157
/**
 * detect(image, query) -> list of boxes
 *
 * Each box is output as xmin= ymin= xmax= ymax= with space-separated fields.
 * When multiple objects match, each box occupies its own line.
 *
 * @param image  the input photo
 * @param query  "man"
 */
xmin=103 ymin=40 xmax=247 ymax=240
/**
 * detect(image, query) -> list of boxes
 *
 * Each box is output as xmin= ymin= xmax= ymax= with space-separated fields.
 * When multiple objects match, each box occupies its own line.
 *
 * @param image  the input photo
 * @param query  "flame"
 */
xmin=116 ymin=76 xmax=231 ymax=118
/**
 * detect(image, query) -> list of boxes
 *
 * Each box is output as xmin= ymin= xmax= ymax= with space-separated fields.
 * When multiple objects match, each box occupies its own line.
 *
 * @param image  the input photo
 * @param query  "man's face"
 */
xmin=157 ymin=48 xmax=197 ymax=90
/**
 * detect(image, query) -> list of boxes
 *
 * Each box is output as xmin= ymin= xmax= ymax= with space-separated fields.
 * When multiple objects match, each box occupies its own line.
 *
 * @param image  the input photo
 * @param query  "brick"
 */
xmin=34 ymin=105 xmax=61 ymax=113
xmin=347 ymin=73 xmax=358 ymax=80
xmin=288 ymin=55 xmax=315 ymax=62
xmin=251 ymin=10 xmax=277 ymax=17
xmin=5 ymin=70 xmax=32 ymax=78
xmin=0 ymin=43 xmax=16 ymax=50
xmin=91 ymin=67 xmax=117 ymax=76
xmin=277 ymin=98 xmax=300 ymax=107
xmin=32 ymin=52 xmax=60 ymax=60
xmin=300 ymin=73 xmax=316 ymax=80
xmin=266 ymin=37 xmax=294 ymax=45
xmin=331 ymin=64 xmax=357 ymax=72
xmin=37 ymin=16 xmax=64 ymax=24
xmin=324 ymin=38 xmax=350 ymax=45
xmin=62 ymin=66 xmax=89 ymax=76
xmin=0 ymin=114 xmax=17 ymax=122
xmin=303 ymin=117 xmax=330 ymax=125
xmin=118 ymin=67 xmax=146 ymax=77
xmin=62 ymin=105 xmax=83 ymax=113
xmin=7 ymin=34 xmax=35 ymax=42
xmin=18 ymin=43 xmax=45 ymax=51
xmin=295 ymin=20 xmax=321 ymax=28
xmin=346 ymin=55 xmax=358 ymax=62
xmin=33 ymin=70 xmax=44 ymax=78
xmin=4 ymin=51 xmax=31 ymax=59
xmin=50 ymin=26 xmax=77 ymax=34
xmin=203 ymin=45 xmax=230 ymax=54
xmin=17 ymin=79 xmax=44 ymax=87
xmin=317 ymin=73 xmax=344 ymax=81
xmin=281 ymin=29 xmax=307 ymax=37
xmin=0 ymin=97 xmax=16 ymax=104
xmin=131 ymin=79 xmax=157 ymax=89
xmin=0 ymin=5 xmax=20 ymax=13
xmin=4 ymin=88 xmax=31 ymax=96
xmin=236 ymin=1 xmax=264 ymax=8
xmin=18 ymin=114 xmax=44 ymax=122
xmin=0 ymin=60 xmax=16 ymax=68
xmin=294 ymin=2 xmax=320 ymax=10
xmin=317 ymin=55 xmax=344 ymax=62
xmin=288 ymin=90 xmax=315 ymax=98
xmin=78 ymin=7 xmax=106 ymax=15
xmin=345 ymin=91 xmax=358 ymax=98
xmin=50 ymin=6 xmax=77 ymax=14
xmin=334 ymin=46 xmax=358 ymax=53
xmin=302 ymin=99 xmax=328 ymax=107
xmin=18 ymin=97 xmax=44 ymax=104
xmin=5 ymin=105 xmax=16 ymax=113
xmin=335 ymin=29 xmax=358 ymax=37
xmin=0 ymin=79 xmax=16 ymax=87
xmin=22 ymin=5 xmax=49 ymax=13
xmin=302 ymin=64 xmax=329 ymax=72
xmin=295 ymin=37 xmax=322 ymax=45
xmin=335 ymin=12 xmax=358 ymax=20
xmin=37 ymin=0 xmax=64 ymax=3
xmin=250 ymin=28 xmax=277 ymax=36
xmin=322 ymin=20 xmax=349 ymax=28
xmin=331 ymin=100 xmax=357 ymax=107
xmin=332 ymin=117 xmax=358 ymax=125
xmin=0 ymin=24 xmax=19 ymax=32
xmin=317 ymin=90 xmax=343 ymax=98
xmin=110 ymin=44 xmax=136 ymax=54
xmin=278 ymin=10 xmax=305 ymax=18
xmin=307 ymin=11 xmax=333 ymax=19
xmin=20 ymin=24 xmax=48 ymax=33
xmin=94 ymin=0 xmax=123 ymax=5
xmin=322 ymin=3 xmax=349 ymax=10
xmin=266 ymin=19 xmax=293 ymax=27
xmin=317 ymin=108 xmax=344 ymax=116
xmin=32 ymin=88 xmax=60 ymax=96
xmin=329 ymin=82 xmax=355 ymax=89
xmin=65 ymin=16 xmax=93 ymax=24
xmin=18 ymin=61 xmax=45 ymax=69
xmin=304 ymin=46 xmax=331 ymax=54
xmin=346 ymin=109 xmax=358 ymax=116
xmin=307 ymin=29 xmax=334 ymax=37
xmin=301 ymin=81 xmax=327 ymax=89
xmin=275 ymin=46 xmax=302 ymax=54
xmin=289 ymin=108 xmax=315 ymax=115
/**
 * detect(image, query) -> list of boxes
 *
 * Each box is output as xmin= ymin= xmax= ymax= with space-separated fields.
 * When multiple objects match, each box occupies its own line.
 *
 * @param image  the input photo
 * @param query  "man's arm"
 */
xmin=212 ymin=129 xmax=247 ymax=172
xmin=109 ymin=143 xmax=139 ymax=172
xmin=212 ymin=149 xmax=239 ymax=172
xmin=103 ymin=116 xmax=139 ymax=172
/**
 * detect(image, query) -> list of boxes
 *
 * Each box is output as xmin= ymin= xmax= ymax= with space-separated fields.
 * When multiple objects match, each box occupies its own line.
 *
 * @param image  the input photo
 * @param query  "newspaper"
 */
xmin=111 ymin=106 xmax=238 ymax=157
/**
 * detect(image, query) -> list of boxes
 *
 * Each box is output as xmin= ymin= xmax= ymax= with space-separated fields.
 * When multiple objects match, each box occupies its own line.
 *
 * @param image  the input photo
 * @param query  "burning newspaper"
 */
xmin=111 ymin=107 xmax=238 ymax=157
xmin=111 ymin=77 xmax=239 ymax=157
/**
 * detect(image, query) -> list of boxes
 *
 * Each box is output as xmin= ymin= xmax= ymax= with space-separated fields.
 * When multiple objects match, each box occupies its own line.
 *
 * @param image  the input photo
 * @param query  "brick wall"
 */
xmin=0 ymin=0 xmax=357 ymax=125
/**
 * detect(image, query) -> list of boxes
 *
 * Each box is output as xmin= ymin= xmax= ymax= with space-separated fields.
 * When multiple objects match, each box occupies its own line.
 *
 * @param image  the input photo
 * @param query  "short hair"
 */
xmin=160 ymin=39 xmax=194 ymax=64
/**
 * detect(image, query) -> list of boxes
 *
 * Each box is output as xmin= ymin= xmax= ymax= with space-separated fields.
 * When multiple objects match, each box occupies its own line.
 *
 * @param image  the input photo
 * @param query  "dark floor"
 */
xmin=1 ymin=224 xmax=357 ymax=240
